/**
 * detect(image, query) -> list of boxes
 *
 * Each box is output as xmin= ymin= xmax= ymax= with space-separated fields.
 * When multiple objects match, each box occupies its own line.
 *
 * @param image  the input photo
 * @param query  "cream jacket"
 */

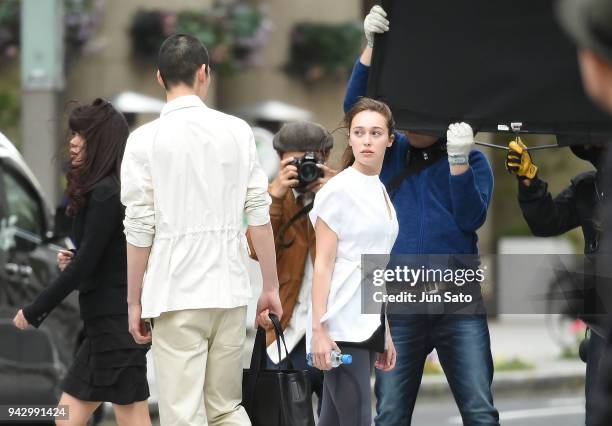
xmin=121 ymin=95 xmax=271 ymax=318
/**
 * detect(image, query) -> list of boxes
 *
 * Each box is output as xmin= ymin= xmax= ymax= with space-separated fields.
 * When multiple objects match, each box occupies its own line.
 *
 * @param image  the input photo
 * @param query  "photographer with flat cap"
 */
xmin=247 ymin=121 xmax=337 ymax=416
xmin=557 ymin=0 xmax=612 ymax=424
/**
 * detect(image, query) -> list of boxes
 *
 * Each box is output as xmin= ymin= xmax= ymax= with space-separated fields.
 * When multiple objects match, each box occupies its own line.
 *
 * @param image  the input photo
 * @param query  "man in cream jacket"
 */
xmin=121 ymin=34 xmax=282 ymax=426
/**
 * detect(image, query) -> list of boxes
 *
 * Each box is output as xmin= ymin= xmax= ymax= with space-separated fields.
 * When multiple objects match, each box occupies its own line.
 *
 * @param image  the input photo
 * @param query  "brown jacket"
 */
xmin=247 ymin=188 xmax=316 ymax=346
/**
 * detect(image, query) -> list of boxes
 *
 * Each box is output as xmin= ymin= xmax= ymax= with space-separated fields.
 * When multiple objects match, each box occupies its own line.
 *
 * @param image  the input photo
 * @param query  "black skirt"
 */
xmin=62 ymin=314 xmax=150 ymax=405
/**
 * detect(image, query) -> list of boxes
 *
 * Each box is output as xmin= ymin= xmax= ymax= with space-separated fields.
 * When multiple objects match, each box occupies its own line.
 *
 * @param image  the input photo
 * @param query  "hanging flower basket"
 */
xmin=284 ymin=22 xmax=363 ymax=83
xmin=0 ymin=1 xmax=19 ymax=62
xmin=128 ymin=2 xmax=271 ymax=75
xmin=0 ymin=0 xmax=105 ymax=66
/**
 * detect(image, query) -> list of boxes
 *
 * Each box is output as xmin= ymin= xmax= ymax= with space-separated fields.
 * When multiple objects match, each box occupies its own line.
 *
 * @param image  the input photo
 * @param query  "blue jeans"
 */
xmin=375 ymin=314 xmax=499 ymax=426
xmin=266 ymin=336 xmax=324 ymax=416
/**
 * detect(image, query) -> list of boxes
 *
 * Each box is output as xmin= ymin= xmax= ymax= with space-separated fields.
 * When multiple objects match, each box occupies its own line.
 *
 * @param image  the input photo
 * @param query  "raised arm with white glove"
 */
xmin=446 ymin=122 xmax=474 ymax=166
xmin=364 ymin=5 xmax=389 ymax=48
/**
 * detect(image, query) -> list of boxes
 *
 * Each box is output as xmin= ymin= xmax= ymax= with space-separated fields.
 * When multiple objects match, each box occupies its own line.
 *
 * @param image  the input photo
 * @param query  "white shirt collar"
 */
xmin=161 ymin=95 xmax=207 ymax=117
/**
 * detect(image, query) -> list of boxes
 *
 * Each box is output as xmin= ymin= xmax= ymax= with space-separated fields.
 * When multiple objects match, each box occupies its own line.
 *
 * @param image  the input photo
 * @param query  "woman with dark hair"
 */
xmin=308 ymin=97 xmax=398 ymax=426
xmin=12 ymin=98 xmax=151 ymax=426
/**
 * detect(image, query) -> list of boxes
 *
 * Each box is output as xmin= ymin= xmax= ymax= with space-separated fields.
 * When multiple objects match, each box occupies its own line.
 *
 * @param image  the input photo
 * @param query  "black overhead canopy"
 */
xmin=367 ymin=0 xmax=612 ymax=145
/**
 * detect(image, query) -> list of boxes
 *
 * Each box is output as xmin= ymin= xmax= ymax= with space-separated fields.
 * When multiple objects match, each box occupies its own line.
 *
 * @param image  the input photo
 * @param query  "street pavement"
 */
xmin=100 ymin=315 xmax=587 ymax=425
xmin=101 ymin=390 xmax=585 ymax=426
xmin=412 ymin=390 xmax=584 ymax=425
xmin=418 ymin=315 xmax=586 ymax=397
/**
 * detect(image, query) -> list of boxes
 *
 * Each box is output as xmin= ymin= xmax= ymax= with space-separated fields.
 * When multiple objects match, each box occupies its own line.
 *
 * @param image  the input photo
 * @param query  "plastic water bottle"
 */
xmin=306 ymin=351 xmax=353 ymax=368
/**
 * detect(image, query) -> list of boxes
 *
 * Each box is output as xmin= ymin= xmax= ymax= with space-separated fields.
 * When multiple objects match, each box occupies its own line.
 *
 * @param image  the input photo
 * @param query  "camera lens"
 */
xmin=300 ymin=162 xmax=320 ymax=184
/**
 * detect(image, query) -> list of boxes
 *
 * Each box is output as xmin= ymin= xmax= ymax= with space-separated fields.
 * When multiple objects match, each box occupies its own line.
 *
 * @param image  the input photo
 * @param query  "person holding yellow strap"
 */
xmin=506 ymin=138 xmax=606 ymax=426
xmin=505 ymin=138 xmax=538 ymax=181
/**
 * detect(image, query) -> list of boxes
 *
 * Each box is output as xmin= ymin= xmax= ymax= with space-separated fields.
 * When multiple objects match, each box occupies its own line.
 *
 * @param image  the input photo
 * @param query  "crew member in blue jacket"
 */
xmin=345 ymin=6 xmax=499 ymax=425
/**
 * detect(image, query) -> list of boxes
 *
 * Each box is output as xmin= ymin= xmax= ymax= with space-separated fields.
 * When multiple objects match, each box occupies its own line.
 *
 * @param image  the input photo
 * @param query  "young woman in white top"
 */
xmin=308 ymin=97 xmax=399 ymax=425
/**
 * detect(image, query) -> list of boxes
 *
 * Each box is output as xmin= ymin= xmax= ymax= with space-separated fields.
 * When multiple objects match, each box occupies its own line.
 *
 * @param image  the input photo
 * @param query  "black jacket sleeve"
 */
xmin=22 ymin=182 xmax=123 ymax=328
xmin=517 ymin=177 xmax=580 ymax=237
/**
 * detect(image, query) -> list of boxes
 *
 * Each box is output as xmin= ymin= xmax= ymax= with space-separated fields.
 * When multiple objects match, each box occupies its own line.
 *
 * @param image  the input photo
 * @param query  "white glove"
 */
xmin=446 ymin=122 xmax=474 ymax=165
xmin=364 ymin=5 xmax=389 ymax=48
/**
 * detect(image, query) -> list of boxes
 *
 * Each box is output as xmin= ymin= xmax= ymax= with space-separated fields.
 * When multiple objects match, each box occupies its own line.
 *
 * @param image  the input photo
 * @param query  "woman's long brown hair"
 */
xmin=66 ymin=98 xmax=129 ymax=216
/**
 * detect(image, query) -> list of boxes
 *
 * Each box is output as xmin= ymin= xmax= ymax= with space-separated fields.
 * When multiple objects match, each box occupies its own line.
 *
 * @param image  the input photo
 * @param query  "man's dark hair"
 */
xmin=158 ymin=34 xmax=210 ymax=90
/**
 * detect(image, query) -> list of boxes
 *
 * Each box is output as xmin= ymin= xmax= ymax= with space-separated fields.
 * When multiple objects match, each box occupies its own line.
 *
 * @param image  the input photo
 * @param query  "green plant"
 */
xmin=0 ymin=0 xmax=19 ymax=62
xmin=0 ymin=0 xmax=104 ymax=66
xmin=0 ymin=61 xmax=21 ymax=147
xmin=285 ymin=22 xmax=363 ymax=82
xmin=423 ymin=354 xmax=535 ymax=375
xmin=129 ymin=2 xmax=270 ymax=75
xmin=494 ymin=357 xmax=534 ymax=372
xmin=423 ymin=357 xmax=443 ymax=375
xmin=0 ymin=91 xmax=19 ymax=130
xmin=559 ymin=345 xmax=580 ymax=359
xmin=64 ymin=0 xmax=105 ymax=62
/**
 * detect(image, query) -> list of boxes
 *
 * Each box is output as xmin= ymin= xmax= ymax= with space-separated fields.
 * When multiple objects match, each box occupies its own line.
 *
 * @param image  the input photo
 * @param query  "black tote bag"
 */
xmin=242 ymin=314 xmax=315 ymax=426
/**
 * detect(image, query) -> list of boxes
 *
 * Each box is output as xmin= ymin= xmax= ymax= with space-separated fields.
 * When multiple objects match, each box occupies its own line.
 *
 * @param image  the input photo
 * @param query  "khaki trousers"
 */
xmin=152 ymin=307 xmax=251 ymax=426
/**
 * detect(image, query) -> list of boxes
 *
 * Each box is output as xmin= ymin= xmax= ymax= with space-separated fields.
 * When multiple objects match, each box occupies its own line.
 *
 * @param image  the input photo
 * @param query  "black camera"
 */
xmin=292 ymin=152 xmax=323 ymax=190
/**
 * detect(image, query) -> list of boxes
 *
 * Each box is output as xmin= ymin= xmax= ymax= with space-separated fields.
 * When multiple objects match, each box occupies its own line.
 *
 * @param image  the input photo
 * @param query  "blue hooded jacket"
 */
xmin=343 ymin=59 xmax=494 ymax=255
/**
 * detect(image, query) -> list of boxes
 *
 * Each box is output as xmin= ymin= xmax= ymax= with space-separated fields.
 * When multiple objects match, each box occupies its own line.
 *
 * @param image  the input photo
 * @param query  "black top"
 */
xmin=23 ymin=176 xmax=128 ymax=327
xmin=336 ymin=309 xmax=386 ymax=353
xmin=518 ymin=171 xmax=606 ymax=331
xmin=336 ymin=324 xmax=385 ymax=353
xmin=517 ymin=171 xmax=601 ymax=254
xmin=368 ymin=0 xmax=612 ymax=140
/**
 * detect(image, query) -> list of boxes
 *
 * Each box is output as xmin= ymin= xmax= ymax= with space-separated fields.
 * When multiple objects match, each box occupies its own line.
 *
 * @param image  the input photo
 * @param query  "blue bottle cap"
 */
xmin=341 ymin=354 xmax=353 ymax=365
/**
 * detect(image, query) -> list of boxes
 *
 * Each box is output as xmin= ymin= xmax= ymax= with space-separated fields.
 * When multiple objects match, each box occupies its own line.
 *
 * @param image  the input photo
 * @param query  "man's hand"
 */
xmin=306 ymin=164 xmax=338 ymax=193
xmin=128 ymin=303 xmax=151 ymax=344
xmin=506 ymin=137 xmax=538 ymax=181
xmin=12 ymin=309 xmax=29 ymax=330
xmin=269 ymin=157 xmax=299 ymax=199
xmin=446 ymin=122 xmax=474 ymax=166
xmin=375 ymin=328 xmax=397 ymax=371
xmin=255 ymin=289 xmax=283 ymax=329
xmin=364 ymin=5 xmax=389 ymax=48
xmin=248 ymin=223 xmax=281 ymax=328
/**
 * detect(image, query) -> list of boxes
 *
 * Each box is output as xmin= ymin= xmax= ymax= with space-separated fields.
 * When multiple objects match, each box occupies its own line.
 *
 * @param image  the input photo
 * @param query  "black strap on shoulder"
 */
xmin=276 ymin=201 xmax=313 ymax=249
xmin=385 ymin=140 xmax=447 ymax=195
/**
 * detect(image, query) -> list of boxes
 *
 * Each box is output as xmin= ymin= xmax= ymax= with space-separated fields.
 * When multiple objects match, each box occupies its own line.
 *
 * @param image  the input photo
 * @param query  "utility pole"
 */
xmin=20 ymin=0 xmax=64 ymax=205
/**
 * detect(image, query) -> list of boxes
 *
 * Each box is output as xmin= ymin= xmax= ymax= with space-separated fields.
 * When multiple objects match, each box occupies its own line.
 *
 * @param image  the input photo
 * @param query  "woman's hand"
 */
xmin=311 ymin=326 xmax=340 ymax=371
xmin=13 ymin=309 xmax=29 ymax=330
xmin=57 ymin=250 xmax=74 ymax=272
xmin=375 ymin=328 xmax=397 ymax=371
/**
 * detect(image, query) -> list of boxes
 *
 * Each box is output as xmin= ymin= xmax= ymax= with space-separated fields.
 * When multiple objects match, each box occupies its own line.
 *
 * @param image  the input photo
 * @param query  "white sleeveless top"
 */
xmin=306 ymin=166 xmax=398 ymax=353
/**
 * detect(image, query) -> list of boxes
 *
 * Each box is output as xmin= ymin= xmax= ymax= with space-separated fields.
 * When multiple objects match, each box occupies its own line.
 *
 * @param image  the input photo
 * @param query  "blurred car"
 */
xmin=0 ymin=131 xmax=83 ymax=418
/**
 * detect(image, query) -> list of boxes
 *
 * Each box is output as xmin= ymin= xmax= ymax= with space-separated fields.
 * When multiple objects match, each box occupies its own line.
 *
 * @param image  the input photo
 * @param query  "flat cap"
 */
xmin=272 ymin=121 xmax=334 ymax=153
